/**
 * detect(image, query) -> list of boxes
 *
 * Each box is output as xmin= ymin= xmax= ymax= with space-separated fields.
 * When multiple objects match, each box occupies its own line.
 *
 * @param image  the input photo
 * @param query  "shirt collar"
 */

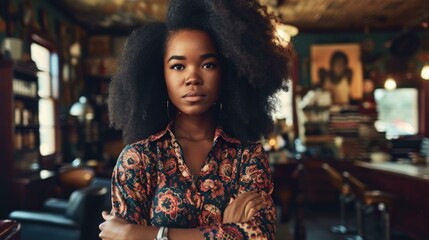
xmin=147 ymin=120 xmax=240 ymax=144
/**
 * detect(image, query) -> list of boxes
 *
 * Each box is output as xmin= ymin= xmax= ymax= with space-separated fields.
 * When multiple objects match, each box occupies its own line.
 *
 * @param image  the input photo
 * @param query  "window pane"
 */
xmin=374 ymin=88 xmax=418 ymax=139
xmin=39 ymin=127 xmax=55 ymax=156
xmin=37 ymin=72 xmax=51 ymax=98
xmin=31 ymin=43 xmax=50 ymax=72
xmin=39 ymin=99 xmax=55 ymax=127
xmin=31 ymin=42 xmax=58 ymax=157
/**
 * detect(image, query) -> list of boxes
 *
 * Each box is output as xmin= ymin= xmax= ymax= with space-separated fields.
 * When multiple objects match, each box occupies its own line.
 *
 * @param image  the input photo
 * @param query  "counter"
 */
xmin=356 ymin=161 xmax=429 ymax=180
xmin=354 ymin=161 xmax=429 ymax=240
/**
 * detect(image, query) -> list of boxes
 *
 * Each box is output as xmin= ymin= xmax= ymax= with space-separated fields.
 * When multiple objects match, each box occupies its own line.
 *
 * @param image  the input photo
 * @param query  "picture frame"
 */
xmin=311 ymin=43 xmax=363 ymax=105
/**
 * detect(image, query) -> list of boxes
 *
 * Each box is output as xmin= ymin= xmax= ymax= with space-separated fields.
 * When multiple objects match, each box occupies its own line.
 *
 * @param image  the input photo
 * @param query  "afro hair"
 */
xmin=108 ymin=0 xmax=293 ymax=144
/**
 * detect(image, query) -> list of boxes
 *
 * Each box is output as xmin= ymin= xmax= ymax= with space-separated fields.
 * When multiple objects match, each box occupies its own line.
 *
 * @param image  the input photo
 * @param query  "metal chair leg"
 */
xmin=331 ymin=195 xmax=348 ymax=234
xmin=357 ymin=202 xmax=364 ymax=237
xmin=378 ymin=203 xmax=391 ymax=240
xmin=346 ymin=202 xmax=364 ymax=240
xmin=331 ymin=195 xmax=356 ymax=234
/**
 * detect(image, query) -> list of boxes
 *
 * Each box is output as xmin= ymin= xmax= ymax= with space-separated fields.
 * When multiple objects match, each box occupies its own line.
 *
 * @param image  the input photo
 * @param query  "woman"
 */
xmin=99 ymin=0 xmax=291 ymax=239
xmin=318 ymin=51 xmax=353 ymax=105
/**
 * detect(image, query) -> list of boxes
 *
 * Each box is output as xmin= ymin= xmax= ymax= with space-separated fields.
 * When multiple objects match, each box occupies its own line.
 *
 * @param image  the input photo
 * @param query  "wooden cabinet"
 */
xmin=0 ymin=60 xmax=41 ymax=217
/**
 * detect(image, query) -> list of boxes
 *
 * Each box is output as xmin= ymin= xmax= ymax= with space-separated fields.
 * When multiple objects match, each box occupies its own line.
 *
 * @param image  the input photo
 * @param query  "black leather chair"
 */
xmin=44 ymin=177 xmax=112 ymax=214
xmin=9 ymin=185 xmax=107 ymax=240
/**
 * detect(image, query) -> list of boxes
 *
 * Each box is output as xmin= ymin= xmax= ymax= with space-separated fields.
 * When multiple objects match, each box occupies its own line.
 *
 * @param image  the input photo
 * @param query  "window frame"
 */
xmin=31 ymin=34 xmax=61 ymax=169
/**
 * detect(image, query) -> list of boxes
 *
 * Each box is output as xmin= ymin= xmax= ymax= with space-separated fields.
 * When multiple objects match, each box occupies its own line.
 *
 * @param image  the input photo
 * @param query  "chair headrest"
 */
xmin=65 ymin=185 xmax=108 ymax=224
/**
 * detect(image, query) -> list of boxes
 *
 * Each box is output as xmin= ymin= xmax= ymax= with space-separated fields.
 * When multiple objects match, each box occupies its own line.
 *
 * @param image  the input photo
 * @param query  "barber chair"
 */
xmin=343 ymin=171 xmax=394 ymax=240
xmin=322 ymin=163 xmax=355 ymax=234
xmin=44 ymin=177 xmax=112 ymax=214
xmin=55 ymin=166 xmax=95 ymax=199
xmin=9 ymin=185 xmax=107 ymax=240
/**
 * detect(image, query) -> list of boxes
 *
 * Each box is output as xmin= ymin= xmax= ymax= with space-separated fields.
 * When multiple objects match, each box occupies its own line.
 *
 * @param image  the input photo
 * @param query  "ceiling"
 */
xmin=54 ymin=0 xmax=429 ymax=34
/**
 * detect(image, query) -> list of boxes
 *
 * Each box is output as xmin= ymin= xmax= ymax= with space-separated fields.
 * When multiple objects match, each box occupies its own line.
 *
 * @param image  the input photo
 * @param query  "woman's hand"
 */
xmin=223 ymin=191 xmax=266 ymax=224
xmin=99 ymin=211 xmax=133 ymax=240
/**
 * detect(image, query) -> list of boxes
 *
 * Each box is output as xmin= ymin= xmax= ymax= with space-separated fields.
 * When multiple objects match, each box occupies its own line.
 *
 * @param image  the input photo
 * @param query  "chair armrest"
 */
xmin=0 ymin=220 xmax=20 ymax=240
xmin=44 ymin=198 xmax=68 ymax=214
xmin=9 ymin=211 xmax=78 ymax=229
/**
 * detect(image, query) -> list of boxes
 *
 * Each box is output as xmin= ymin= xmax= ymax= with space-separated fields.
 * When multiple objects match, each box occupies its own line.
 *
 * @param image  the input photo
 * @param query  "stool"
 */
xmin=322 ymin=163 xmax=355 ymax=234
xmin=343 ymin=171 xmax=394 ymax=240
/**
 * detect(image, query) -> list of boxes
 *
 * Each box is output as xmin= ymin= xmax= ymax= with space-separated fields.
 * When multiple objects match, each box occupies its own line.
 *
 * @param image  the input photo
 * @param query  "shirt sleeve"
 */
xmin=111 ymin=144 xmax=151 ymax=225
xmin=199 ymin=143 xmax=276 ymax=239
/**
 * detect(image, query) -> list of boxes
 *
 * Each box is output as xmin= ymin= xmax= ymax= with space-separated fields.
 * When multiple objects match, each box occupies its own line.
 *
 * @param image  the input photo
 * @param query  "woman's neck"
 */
xmin=173 ymin=111 xmax=216 ymax=141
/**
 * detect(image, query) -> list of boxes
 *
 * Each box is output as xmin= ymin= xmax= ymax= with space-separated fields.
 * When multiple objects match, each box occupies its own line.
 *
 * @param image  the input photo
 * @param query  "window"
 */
xmin=31 ymin=43 xmax=59 ymax=156
xmin=374 ymin=88 xmax=419 ymax=139
xmin=272 ymin=81 xmax=294 ymax=126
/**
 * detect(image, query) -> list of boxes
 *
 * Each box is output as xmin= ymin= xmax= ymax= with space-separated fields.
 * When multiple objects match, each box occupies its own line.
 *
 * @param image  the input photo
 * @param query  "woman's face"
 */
xmin=164 ymin=29 xmax=221 ymax=117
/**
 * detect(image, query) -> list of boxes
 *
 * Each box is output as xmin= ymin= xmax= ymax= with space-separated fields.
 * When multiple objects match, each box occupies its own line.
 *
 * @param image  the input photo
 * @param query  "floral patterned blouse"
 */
xmin=111 ymin=122 xmax=276 ymax=239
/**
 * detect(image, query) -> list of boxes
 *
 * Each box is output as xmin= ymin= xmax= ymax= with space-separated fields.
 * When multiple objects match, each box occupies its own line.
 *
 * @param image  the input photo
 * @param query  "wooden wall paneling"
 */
xmin=0 ymin=60 xmax=14 ymax=218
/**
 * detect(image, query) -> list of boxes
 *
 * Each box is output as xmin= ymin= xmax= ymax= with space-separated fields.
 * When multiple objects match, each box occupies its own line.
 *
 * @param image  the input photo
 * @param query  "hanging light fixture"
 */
xmin=70 ymin=96 xmax=95 ymax=122
xmin=384 ymin=77 xmax=397 ymax=91
xmin=421 ymin=64 xmax=429 ymax=80
xmin=274 ymin=22 xmax=299 ymax=46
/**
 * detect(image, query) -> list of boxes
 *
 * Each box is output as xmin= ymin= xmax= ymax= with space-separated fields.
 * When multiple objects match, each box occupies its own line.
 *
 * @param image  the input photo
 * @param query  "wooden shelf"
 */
xmin=14 ymin=94 xmax=38 ymax=102
xmin=0 ymin=60 xmax=41 ymax=216
xmin=15 ymin=125 xmax=40 ymax=130
xmin=13 ymin=62 xmax=39 ymax=77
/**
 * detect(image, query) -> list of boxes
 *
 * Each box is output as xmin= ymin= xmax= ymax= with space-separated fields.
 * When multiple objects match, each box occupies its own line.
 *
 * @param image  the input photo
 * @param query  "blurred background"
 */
xmin=1 ymin=0 xmax=429 ymax=239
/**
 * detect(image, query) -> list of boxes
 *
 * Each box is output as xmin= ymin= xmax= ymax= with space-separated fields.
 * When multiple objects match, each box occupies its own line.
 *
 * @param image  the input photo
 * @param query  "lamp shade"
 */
xmin=69 ymin=96 xmax=94 ymax=121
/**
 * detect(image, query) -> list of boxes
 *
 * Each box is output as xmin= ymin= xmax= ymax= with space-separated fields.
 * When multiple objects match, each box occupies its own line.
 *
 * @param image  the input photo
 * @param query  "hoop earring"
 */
xmin=217 ymin=101 xmax=223 ymax=122
xmin=166 ymin=100 xmax=171 ymax=120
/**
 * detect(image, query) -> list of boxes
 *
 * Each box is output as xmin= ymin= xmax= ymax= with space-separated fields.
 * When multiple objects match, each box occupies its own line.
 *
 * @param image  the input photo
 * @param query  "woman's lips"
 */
xmin=183 ymin=92 xmax=206 ymax=102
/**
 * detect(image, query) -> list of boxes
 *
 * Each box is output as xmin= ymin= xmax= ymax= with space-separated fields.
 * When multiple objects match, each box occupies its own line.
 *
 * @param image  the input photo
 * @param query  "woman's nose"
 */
xmin=185 ymin=71 xmax=202 ymax=86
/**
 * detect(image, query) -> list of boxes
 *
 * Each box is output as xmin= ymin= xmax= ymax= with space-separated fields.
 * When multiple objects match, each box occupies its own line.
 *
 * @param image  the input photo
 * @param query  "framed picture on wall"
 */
xmin=311 ymin=43 xmax=363 ymax=105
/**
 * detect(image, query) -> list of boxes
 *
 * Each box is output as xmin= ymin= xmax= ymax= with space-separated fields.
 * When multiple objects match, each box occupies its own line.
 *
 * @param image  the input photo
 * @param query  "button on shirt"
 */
xmin=111 ymin=122 xmax=276 ymax=239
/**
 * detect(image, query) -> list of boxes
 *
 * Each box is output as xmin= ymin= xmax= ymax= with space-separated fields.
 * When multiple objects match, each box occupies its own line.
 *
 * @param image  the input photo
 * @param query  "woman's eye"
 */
xmin=171 ymin=64 xmax=185 ymax=70
xmin=202 ymin=63 xmax=217 ymax=69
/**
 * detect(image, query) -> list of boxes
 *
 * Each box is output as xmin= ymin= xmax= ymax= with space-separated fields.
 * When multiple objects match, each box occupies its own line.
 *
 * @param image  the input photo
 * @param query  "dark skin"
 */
xmin=99 ymin=29 xmax=267 ymax=240
xmin=174 ymin=117 xmax=215 ymax=180
xmin=164 ymin=29 xmax=221 ymax=180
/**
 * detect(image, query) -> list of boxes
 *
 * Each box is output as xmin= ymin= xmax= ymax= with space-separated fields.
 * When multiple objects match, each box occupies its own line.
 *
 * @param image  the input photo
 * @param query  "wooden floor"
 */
xmin=275 ymin=205 xmax=415 ymax=240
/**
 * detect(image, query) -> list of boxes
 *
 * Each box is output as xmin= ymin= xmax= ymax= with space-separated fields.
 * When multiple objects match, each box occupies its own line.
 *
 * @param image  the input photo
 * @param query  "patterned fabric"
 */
xmin=111 ymin=122 xmax=276 ymax=239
